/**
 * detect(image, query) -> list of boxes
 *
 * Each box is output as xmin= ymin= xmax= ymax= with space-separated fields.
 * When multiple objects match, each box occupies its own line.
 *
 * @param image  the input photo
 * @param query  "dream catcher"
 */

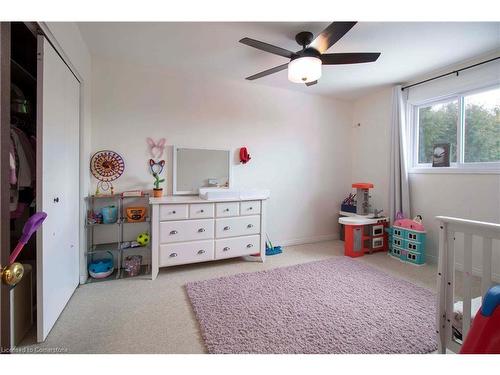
xmin=90 ymin=150 xmax=125 ymax=195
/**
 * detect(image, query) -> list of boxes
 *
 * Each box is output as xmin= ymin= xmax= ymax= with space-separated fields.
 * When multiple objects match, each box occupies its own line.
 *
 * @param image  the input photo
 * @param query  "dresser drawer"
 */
xmin=240 ymin=200 xmax=261 ymax=216
xmin=159 ymin=204 xmax=188 ymax=221
xmin=189 ymin=203 xmax=214 ymax=219
xmin=159 ymin=240 xmax=214 ymax=267
xmin=215 ymin=215 xmax=260 ymax=238
xmin=160 ymin=219 xmax=214 ymax=243
xmin=216 ymin=202 xmax=239 ymax=217
xmin=215 ymin=235 xmax=260 ymax=260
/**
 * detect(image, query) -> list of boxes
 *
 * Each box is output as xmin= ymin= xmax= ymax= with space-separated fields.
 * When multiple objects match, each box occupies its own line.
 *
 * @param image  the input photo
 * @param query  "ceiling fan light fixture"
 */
xmin=288 ymin=56 xmax=322 ymax=84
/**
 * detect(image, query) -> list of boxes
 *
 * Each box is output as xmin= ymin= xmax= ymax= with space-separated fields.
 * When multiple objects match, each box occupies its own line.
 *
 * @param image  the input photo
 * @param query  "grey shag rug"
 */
xmin=185 ymin=257 xmax=437 ymax=354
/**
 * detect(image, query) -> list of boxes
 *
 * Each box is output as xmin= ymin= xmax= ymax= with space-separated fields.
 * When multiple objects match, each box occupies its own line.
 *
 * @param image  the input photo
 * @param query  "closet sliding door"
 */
xmin=36 ymin=35 xmax=80 ymax=342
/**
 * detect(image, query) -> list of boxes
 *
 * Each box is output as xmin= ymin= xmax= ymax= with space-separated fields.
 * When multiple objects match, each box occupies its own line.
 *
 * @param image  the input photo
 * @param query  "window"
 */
xmin=417 ymin=99 xmax=458 ymax=164
xmin=464 ymin=88 xmax=500 ymax=163
xmin=411 ymin=85 xmax=500 ymax=171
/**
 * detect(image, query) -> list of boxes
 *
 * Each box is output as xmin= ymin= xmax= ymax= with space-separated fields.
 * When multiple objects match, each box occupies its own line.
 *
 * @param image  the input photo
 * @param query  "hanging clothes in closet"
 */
xmin=10 ymin=125 xmax=36 ymax=219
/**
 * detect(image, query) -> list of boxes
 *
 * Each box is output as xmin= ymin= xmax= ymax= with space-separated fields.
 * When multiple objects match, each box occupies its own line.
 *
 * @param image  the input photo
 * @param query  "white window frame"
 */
xmin=408 ymin=84 xmax=500 ymax=174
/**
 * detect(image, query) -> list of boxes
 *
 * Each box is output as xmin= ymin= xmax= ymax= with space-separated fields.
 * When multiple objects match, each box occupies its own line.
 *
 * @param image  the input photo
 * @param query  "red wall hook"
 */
xmin=239 ymin=147 xmax=251 ymax=164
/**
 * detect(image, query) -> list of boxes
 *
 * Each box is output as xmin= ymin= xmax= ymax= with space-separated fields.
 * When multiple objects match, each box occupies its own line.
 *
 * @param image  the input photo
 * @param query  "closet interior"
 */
xmin=9 ymin=22 xmax=37 ymax=347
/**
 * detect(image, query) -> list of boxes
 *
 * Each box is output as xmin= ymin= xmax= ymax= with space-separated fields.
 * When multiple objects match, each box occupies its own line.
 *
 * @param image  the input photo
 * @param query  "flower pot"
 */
xmin=153 ymin=188 xmax=163 ymax=198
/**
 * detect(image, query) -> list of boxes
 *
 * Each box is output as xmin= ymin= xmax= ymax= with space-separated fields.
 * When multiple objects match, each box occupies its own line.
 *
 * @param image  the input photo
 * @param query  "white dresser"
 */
xmin=149 ymin=195 xmax=268 ymax=280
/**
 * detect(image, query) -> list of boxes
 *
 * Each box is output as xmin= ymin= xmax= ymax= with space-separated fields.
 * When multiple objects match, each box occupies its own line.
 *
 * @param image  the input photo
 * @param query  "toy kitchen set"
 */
xmin=338 ymin=183 xmax=389 ymax=257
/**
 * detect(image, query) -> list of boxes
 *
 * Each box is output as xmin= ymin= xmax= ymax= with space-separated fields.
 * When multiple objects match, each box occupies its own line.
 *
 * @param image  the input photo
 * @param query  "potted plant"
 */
xmin=152 ymin=172 xmax=165 ymax=198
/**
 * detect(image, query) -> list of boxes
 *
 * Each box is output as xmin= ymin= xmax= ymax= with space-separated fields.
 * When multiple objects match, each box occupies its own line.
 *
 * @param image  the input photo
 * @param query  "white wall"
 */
xmin=351 ymin=54 xmax=500 ymax=278
xmin=44 ymin=22 xmax=92 ymax=281
xmin=91 ymin=58 xmax=353 ymax=245
xmin=351 ymin=87 xmax=392 ymax=212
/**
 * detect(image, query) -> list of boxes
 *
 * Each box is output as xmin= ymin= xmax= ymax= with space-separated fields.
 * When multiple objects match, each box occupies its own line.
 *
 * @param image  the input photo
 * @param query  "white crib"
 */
xmin=436 ymin=216 xmax=500 ymax=353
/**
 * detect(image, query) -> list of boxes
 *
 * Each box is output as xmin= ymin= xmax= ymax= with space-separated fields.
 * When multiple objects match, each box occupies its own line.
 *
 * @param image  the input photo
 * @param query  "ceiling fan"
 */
xmin=239 ymin=22 xmax=381 ymax=86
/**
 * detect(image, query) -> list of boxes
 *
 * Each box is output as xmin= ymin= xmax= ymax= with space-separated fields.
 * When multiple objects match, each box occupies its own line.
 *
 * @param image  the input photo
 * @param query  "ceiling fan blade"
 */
xmin=239 ymin=37 xmax=295 ymax=59
xmin=305 ymin=80 xmax=318 ymax=87
xmin=245 ymin=63 xmax=289 ymax=80
xmin=309 ymin=22 xmax=357 ymax=53
xmin=320 ymin=52 xmax=381 ymax=65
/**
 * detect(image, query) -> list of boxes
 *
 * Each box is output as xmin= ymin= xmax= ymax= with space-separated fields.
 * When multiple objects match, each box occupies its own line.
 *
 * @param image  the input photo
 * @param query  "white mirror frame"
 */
xmin=172 ymin=146 xmax=232 ymax=195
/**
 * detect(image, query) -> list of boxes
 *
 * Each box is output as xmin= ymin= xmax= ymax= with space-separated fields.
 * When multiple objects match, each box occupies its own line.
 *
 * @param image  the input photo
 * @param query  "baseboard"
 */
xmin=278 ymin=233 xmax=339 ymax=247
xmin=79 ymin=275 xmax=88 ymax=285
xmin=426 ymin=253 xmax=500 ymax=283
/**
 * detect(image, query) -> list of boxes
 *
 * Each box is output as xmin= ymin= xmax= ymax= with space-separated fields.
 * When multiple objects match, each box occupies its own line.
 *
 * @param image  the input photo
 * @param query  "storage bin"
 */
xmin=101 ymin=205 xmax=118 ymax=224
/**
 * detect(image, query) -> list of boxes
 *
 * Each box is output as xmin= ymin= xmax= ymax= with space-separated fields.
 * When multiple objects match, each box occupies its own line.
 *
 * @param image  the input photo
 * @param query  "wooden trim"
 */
xmin=0 ymin=22 xmax=11 ymax=353
xmin=23 ymin=22 xmax=38 ymax=38
xmin=35 ymin=34 xmax=44 ymax=343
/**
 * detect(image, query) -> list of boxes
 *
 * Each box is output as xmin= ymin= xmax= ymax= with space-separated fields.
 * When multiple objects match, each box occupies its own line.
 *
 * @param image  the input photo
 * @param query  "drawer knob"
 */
xmin=169 ymin=253 xmax=178 ymax=257
xmin=246 ymin=244 xmax=253 ymax=248
xmin=198 ymin=228 xmax=205 ymax=233
xmin=200 ymin=209 xmax=204 ymax=213
xmin=223 ymin=226 xmax=231 ymax=231
xmin=172 ymin=210 xmax=176 ymax=214
xmin=247 ymin=224 xmax=254 ymax=228
xmin=248 ymin=207 xmax=253 ymax=210
xmin=170 ymin=230 xmax=178 ymax=235
xmin=224 ymin=208 xmax=229 ymax=212
xmin=197 ymin=250 xmax=205 ymax=255
xmin=223 ymin=247 xmax=230 ymax=252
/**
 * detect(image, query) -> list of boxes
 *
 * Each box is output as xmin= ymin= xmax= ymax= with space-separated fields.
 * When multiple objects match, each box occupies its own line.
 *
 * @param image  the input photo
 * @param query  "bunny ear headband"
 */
xmin=146 ymin=137 xmax=166 ymax=159
xmin=149 ymin=159 xmax=165 ymax=175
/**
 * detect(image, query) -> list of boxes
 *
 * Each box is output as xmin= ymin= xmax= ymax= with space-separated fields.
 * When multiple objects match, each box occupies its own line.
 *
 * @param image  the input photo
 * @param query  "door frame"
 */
xmin=0 ymin=22 xmax=11 ymax=353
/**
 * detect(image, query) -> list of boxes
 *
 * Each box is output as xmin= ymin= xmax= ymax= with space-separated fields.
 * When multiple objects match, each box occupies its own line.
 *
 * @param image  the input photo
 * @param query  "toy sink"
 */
xmin=339 ymin=216 xmax=383 ymax=225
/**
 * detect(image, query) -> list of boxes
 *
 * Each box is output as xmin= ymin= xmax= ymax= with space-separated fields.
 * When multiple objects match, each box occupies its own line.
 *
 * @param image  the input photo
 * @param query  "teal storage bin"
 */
xmin=101 ymin=205 xmax=118 ymax=224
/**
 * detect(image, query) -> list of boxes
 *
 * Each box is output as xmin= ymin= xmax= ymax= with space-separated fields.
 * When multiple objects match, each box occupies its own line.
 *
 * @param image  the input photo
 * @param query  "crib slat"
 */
xmin=481 ymin=237 xmax=493 ymax=296
xmin=462 ymin=233 xmax=473 ymax=339
xmin=436 ymin=222 xmax=448 ymax=353
xmin=445 ymin=230 xmax=455 ymax=349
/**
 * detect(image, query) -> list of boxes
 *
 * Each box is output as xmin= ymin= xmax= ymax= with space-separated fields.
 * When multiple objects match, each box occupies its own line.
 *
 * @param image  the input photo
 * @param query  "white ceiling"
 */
xmin=78 ymin=22 xmax=500 ymax=100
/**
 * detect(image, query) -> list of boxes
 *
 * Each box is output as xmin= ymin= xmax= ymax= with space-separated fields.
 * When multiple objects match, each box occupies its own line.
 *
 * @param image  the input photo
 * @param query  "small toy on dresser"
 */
xmin=387 ymin=214 xmax=427 ymax=265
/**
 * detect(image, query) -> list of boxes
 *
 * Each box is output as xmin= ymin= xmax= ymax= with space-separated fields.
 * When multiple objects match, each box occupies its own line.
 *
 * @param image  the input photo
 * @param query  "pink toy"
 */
xmin=146 ymin=138 xmax=166 ymax=159
xmin=393 ymin=215 xmax=425 ymax=232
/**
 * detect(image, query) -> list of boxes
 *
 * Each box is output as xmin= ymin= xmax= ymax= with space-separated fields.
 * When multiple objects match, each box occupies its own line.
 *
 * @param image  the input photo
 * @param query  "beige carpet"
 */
xmin=15 ymin=240 xmax=474 ymax=354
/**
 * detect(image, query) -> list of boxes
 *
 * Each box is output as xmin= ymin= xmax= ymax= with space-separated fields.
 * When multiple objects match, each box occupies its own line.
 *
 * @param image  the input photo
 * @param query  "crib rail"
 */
xmin=436 ymin=216 xmax=500 ymax=354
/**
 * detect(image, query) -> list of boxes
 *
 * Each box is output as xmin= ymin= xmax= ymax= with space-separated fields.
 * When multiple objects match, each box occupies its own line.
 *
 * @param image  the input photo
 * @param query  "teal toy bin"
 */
xmin=101 ymin=205 xmax=118 ymax=224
